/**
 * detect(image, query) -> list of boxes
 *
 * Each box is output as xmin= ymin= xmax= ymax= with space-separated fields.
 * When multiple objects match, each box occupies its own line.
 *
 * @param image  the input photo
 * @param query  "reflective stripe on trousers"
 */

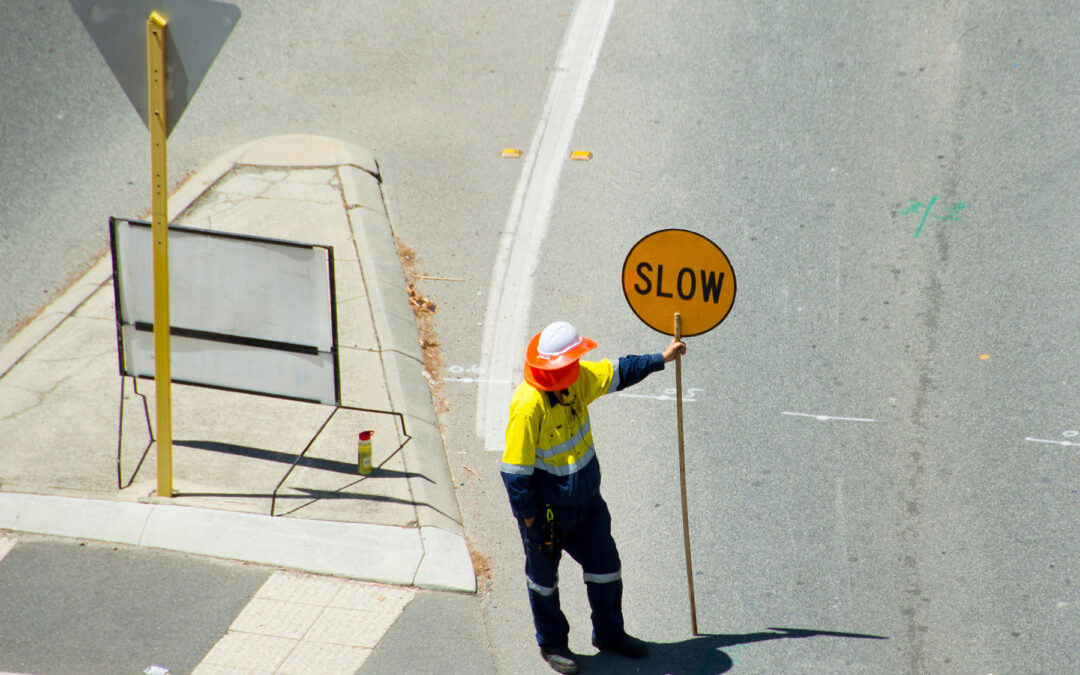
xmin=527 ymin=575 xmax=557 ymax=597
xmin=583 ymin=569 xmax=621 ymax=584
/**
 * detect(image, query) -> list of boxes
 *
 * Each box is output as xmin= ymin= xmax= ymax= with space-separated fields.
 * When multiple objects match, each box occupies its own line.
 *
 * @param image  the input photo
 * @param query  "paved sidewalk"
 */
xmin=0 ymin=135 xmax=474 ymax=594
xmin=196 ymin=568 xmax=418 ymax=674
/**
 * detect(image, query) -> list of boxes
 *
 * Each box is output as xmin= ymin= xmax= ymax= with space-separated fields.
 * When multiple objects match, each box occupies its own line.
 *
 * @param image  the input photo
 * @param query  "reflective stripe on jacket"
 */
xmin=501 ymin=354 xmax=664 ymax=520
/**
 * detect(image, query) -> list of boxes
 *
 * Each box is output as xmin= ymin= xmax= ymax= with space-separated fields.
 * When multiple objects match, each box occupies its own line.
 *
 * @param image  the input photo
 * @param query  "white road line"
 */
xmin=618 ymin=387 xmax=705 ymax=402
xmin=445 ymin=377 xmax=512 ymax=385
xmin=782 ymin=411 xmax=876 ymax=423
xmin=617 ymin=393 xmax=700 ymax=401
xmin=1025 ymin=437 xmax=1080 ymax=448
xmin=477 ymin=0 xmax=617 ymax=452
xmin=0 ymin=534 xmax=16 ymax=563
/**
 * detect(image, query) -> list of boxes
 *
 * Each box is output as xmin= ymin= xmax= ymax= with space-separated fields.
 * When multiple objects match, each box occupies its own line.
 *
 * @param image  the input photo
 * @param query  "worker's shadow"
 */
xmin=576 ymin=627 xmax=889 ymax=674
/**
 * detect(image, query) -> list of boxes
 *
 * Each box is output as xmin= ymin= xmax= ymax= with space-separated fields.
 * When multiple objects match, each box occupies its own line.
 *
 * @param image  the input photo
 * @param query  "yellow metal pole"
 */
xmin=148 ymin=11 xmax=172 ymax=498
xmin=674 ymin=312 xmax=698 ymax=634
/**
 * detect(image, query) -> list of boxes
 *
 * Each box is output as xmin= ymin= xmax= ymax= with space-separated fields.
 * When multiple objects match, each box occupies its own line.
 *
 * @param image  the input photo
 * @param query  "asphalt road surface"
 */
xmin=2 ymin=1 xmax=1077 ymax=673
xmin=0 ymin=536 xmax=268 ymax=675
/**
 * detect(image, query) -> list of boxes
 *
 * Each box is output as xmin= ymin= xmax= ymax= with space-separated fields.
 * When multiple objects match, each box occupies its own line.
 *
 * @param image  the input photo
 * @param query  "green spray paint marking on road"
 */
xmin=913 ymin=195 xmax=936 ymax=238
xmin=901 ymin=197 xmax=967 ymax=238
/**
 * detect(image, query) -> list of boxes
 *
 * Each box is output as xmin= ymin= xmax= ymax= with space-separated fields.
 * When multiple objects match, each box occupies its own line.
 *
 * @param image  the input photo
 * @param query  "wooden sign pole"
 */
xmin=674 ymin=312 xmax=698 ymax=634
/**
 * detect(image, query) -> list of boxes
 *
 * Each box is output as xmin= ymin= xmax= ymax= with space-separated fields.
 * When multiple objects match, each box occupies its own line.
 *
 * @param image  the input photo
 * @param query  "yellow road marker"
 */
xmin=569 ymin=150 xmax=592 ymax=161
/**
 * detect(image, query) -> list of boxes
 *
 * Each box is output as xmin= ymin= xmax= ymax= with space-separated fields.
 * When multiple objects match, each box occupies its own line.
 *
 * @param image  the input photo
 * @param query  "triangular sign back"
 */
xmin=69 ymin=0 xmax=240 ymax=136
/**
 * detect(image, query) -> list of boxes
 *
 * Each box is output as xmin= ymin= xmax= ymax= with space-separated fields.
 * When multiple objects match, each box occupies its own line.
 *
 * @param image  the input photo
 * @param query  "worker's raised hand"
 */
xmin=663 ymin=338 xmax=687 ymax=363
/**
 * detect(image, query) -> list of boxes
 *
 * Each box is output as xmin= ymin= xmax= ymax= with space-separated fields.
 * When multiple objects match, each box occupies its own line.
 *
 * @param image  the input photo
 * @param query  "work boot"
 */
xmin=540 ymin=645 xmax=581 ymax=674
xmin=592 ymin=632 xmax=649 ymax=658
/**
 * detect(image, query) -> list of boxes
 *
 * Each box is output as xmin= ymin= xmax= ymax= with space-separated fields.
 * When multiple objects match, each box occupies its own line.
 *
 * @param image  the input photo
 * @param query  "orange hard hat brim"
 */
xmin=524 ymin=361 xmax=580 ymax=392
xmin=524 ymin=331 xmax=597 ymax=371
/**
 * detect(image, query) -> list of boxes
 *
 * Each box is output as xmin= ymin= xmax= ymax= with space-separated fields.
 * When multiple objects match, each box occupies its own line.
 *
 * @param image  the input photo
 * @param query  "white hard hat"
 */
xmin=538 ymin=321 xmax=584 ymax=358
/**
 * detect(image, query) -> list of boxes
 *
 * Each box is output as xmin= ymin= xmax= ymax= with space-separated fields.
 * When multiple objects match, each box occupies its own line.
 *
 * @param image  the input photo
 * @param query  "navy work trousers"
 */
xmin=517 ymin=493 xmax=625 ymax=649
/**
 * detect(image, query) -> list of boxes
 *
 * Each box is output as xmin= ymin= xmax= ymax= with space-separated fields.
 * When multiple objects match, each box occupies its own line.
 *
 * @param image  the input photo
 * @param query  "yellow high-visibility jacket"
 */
xmin=500 ymin=354 xmax=665 ymax=520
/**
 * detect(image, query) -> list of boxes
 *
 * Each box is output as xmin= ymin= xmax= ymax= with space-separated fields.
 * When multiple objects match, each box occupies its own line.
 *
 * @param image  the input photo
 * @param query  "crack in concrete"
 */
xmin=24 ymin=348 xmax=112 ymax=365
xmin=0 ymin=386 xmax=44 ymax=422
xmin=0 ymin=346 xmax=113 ymax=421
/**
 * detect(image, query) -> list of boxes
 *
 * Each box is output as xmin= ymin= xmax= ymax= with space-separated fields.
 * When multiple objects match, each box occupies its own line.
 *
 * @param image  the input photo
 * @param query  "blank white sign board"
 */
xmin=110 ymin=218 xmax=340 ymax=405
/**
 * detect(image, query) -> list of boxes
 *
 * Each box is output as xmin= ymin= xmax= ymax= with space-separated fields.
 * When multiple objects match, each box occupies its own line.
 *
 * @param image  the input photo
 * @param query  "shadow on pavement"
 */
xmin=575 ymin=626 xmax=889 ymax=674
xmin=167 ymin=439 xmax=451 ymax=519
xmin=177 ymin=439 xmax=430 ymax=480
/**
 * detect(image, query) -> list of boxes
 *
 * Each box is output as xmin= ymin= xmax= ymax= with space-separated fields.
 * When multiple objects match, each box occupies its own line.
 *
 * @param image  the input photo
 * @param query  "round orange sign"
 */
xmin=621 ymin=229 xmax=736 ymax=337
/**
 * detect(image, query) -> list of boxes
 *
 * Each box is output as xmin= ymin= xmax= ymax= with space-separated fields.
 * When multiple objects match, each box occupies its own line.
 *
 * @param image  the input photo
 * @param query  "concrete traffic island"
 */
xmin=0 ymin=135 xmax=475 ymax=593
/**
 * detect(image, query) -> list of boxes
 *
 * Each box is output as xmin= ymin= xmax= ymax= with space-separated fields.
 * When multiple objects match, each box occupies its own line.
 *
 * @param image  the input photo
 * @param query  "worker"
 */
xmin=501 ymin=320 xmax=687 ymax=674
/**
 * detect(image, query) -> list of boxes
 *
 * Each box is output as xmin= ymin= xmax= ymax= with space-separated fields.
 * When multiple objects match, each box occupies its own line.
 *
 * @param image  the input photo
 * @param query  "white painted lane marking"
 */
xmin=443 ymin=364 xmax=511 ymax=385
xmin=447 ymin=377 xmax=512 ymax=385
xmin=0 ymin=535 xmax=16 ymax=563
xmin=782 ymin=411 xmax=876 ymax=423
xmin=1025 ymin=437 xmax=1080 ymax=448
xmin=449 ymin=364 xmax=486 ymax=376
xmin=1024 ymin=430 xmax=1080 ymax=447
xmin=477 ymin=0 xmax=618 ymax=453
xmin=618 ymin=387 xmax=705 ymax=402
